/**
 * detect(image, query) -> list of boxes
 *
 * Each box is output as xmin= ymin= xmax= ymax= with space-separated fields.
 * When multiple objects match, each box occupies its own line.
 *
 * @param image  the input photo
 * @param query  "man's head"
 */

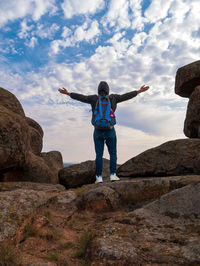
xmin=98 ymin=81 xmax=109 ymax=96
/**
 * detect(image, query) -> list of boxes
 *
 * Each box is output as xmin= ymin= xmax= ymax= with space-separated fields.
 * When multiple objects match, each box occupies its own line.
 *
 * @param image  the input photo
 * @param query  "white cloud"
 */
xmin=0 ymin=0 xmax=56 ymax=27
xmin=35 ymin=23 xmax=59 ymax=39
xmin=74 ymin=20 xmax=100 ymax=42
xmin=107 ymin=32 xmax=131 ymax=56
xmin=50 ymin=20 xmax=101 ymax=54
xmin=61 ymin=0 xmax=105 ymax=19
xmin=144 ymin=0 xmax=174 ymax=23
xmin=18 ymin=20 xmax=34 ymax=39
xmin=102 ymin=0 xmax=131 ymax=30
xmin=26 ymin=36 xmax=38 ymax=48
xmin=129 ymin=0 xmax=147 ymax=31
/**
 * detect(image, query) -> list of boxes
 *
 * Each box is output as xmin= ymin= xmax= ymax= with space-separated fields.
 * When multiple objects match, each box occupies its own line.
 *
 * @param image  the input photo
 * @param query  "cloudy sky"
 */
xmin=0 ymin=0 xmax=199 ymax=164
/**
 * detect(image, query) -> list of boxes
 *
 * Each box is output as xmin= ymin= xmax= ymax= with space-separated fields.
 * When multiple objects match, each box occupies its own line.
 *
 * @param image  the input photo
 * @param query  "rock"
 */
xmin=0 ymin=182 xmax=65 ymax=243
xmin=127 ymin=205 xmax=200 ymax=265
xmin=26 ymin=117 xmax=44 ymax=138
xmin=184 ymin=86 xmax=200 ymax=138
xmin=0 ymin=87 xmax=25 ymax=116
xmin=0 ymin=105 xmax=30 ymax=171
xmin=117 ymin=139 xmax=200 ymax=177
xmin=182 ymin=241 xmax=200 ymax=263
xmin=78 ymin=175 xmax=200 ymax=212
xmin=26 ymin=117 xmax=43 ymax=155
xmin=0 ymin=189 xmax=49 ymax=242
xmin=175 ymin=60 xmax=200 ymax=98
xmin=52 ymin=191 xmax=77 ymax=205
xmin=59 ymin=158 xmax=114 ymax=188
xmin=123 ymin=183 xmax=200 ymax=264
xmin=23 ymin=151 xmax=60 ymax=184
xmin=41 ymin=151 xmax=63 ymax=173
xmin=0 ymin=87 xmax=63 ymax=184
xmin=0 ymin=182 xmax=65 ymax=193
xmin=82 ymin=186 xmax=120 ymax=212
xmin=49 ymin=191 xmax=77 ymax=213
xmin=145 ymin=182 xmax=200 ymax=217
xmin=59 ymin=160 xmax=95 ymax=189
xmin=94 ymin=234 xmax=138 ymax=263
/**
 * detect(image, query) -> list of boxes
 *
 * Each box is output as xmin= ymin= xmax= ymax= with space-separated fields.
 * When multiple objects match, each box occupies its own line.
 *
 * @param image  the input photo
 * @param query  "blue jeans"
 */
xmin=93 ymin=127 xmax=117 ymax=176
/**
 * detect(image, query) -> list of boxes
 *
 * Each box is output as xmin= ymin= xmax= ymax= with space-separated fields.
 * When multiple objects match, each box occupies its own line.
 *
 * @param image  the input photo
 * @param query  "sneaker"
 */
xmin=95 ymin=175 xmax=103 ymax=184
xmin=110 ymin=173 xmax=120 ymax=182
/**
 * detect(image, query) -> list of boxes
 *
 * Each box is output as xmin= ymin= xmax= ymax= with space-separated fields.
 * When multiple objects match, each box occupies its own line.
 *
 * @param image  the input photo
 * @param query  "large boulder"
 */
xmin=0 ymin=105 xmax=30 ymax=171
xmin=145 ymin=182 xmax=200 ymax=217
xmin=117 ymin=139 xmax=200 ymax=177
xmin=59 ymin=158 xmax=118 ymax=188
xmin=59 ymin=160 xmax=96 ymax=189
xmin=175 ymin=60 xmax=200 ymax=98
xmin=0 ymin=87 xmax=25 ymax=116
xmin=26 ymin=117 xmax=43 ymax=155
xmin=0 ymin=87 xmax=63 ymax=184
xmin=23 ymin=151 xmax=62 ymax=184
xmin=184 ymin=86 xmax=200 ymax=138
xmin=0 ymin=87 xmax=30 ymax=176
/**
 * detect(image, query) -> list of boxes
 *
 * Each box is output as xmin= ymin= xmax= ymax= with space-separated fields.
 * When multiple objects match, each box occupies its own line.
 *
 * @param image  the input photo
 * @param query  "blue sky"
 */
xmin=0 ymin=0 xmax=199 ymax=163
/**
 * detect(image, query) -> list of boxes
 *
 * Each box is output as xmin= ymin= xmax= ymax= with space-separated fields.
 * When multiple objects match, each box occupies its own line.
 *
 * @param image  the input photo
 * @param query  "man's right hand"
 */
xmin=58 ymin=87 xmax=71 ymax=96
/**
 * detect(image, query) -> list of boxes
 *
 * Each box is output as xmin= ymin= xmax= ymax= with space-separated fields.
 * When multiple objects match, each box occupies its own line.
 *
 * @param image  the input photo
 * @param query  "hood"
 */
xmin=98 ymin=81 xmax=109 ymax=96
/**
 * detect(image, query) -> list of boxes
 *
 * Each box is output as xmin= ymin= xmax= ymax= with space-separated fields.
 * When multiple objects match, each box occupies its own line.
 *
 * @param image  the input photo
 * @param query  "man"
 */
xmin=58 ymin=81 xmax=149 ymax=184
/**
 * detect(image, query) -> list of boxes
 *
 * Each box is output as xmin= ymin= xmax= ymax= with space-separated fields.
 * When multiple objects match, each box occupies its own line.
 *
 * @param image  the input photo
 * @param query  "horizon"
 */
xmin=0 ymin=0 xmax=199 ymax=164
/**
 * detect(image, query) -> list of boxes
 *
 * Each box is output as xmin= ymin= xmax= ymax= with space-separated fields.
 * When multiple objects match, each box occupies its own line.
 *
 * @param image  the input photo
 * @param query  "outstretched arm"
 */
xmin=114 ymin=84 xmax=150 ymax=103
xmin=58 ymin=87 xmax=95 ymax=104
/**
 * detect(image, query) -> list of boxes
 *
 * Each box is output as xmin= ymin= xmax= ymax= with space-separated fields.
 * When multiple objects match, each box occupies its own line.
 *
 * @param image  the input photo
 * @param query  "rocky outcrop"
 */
xmin=88 ymin=181 xmax=200 ymax=265
xmin=0 ymin=87 xmax=63 ymax=183
xmin=175 ymin=60 xmax=200 ymax=139
xmin=175 ymin=60 xmax=200 ymax=98
xmin=145 ymin=182 xmax=200 ymax=217
xmin=1 ymin=177 xmax=200 ymax=265
xmin=184 ymin=85 xmax=200 ymax=138
xmin=0 ymin=182 xmax=65 ymax=242
xmin=78 ymin=175 xmax=200 ymax=212
xmin=117 ymin=139 xmax=200 ymax=177
xmin=59 ymin=158 xmax=118 ymax=188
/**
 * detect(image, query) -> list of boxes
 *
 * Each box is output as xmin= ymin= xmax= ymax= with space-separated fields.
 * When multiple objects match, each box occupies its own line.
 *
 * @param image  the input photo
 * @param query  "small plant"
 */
xmin=44 ymin=211 xmax=52 ymax=220
xmin=74 ymin=230 xmax=92 ymax=258
xmin=0 ymin=245 xmax=16 ymax=265
xmin=45 ymin=252 xmax=60 ymax=262
xmin=23 ymin=222 xmax=39 ymax=238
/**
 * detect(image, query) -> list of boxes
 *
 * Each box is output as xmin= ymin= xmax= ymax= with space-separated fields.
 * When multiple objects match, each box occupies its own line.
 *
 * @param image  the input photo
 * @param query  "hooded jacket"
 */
xmin=70 ymin=81 xmax=138 ymax=113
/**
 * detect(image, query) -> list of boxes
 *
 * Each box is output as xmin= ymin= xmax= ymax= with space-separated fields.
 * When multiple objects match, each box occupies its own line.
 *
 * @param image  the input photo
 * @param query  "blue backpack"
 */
xmin=92 ymin=96 xmax=116 ymax=130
